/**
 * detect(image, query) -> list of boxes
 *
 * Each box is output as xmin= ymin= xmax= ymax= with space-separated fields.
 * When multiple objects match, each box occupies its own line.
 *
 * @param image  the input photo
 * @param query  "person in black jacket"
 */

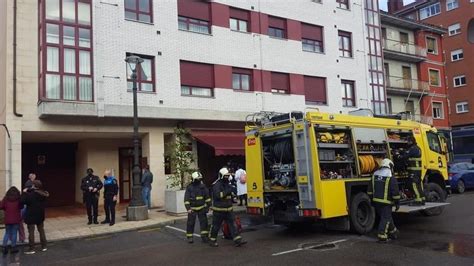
xmin=20 ymin=180 xmax=49 ymax=254
xmin=368 ymin=159 xmax=401 ymax=243
xmin=184 ymin=171 xmax=211 ymax=244
xmin=208 ymin=168 xmax=246 ymax=248
xmin=101 ymin=169 xmax=119 ymax=226
xmin=81 ymin=168 xmax=103 ymax=225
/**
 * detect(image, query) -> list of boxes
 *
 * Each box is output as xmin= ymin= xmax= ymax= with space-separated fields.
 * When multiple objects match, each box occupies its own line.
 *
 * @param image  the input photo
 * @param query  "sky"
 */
xmin=378 ymin=0 xmax=416 ymax=11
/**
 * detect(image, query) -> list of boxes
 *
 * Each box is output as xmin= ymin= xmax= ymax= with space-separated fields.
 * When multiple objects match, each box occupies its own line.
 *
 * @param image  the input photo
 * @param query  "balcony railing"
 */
xmin=382 ymin=39 xmax=427 ymax=58
xmin=386 ymin=76 xmax=429 ymax=93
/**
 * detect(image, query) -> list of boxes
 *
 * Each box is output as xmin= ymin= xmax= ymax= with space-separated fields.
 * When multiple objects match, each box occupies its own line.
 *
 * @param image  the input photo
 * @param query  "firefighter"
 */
xmin=403 ymin=136 xmax=426 ymax=205
xmin=368 ymin=158 xmax=401 ymax=243
xmin=184 ymin=171 xmax=211 ymax=244
xmin=208 ymin=167 xmax=247 ymax=247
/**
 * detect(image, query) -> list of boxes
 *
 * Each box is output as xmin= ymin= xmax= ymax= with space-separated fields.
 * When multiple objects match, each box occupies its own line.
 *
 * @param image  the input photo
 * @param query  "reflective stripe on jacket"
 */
xmin=184 ymin=182 xmax=211 ymax=211
xmin=367 ymin=168 xmax=400 ymax=205
xmin=211 ymin=179 xmax=235 ymax=212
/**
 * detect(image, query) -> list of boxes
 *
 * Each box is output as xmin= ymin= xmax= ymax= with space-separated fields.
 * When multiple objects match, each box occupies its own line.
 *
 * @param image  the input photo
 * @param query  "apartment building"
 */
xmin=388 ymin=0 xmax=474 ymax=161
xmin=380 ymin=12 xmax=449 ymax=133
xmin=0 ymin=0 xmax=384 ymax=208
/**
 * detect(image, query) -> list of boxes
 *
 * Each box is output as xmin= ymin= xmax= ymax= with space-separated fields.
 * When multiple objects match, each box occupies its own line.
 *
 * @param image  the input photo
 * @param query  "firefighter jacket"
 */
xmin=184 ymin=181 xmax=211 ymax=212
xmin=211 ymin=178 xmax=235 ymax=212
xmin=368 ymin=168 xmax=401 ymax=205
xmin=406 ymin=144 xmax=422 ymax=175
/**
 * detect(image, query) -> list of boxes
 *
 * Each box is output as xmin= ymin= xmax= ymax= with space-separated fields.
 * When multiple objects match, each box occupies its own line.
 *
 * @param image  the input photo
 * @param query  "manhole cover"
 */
xmin=300 ymin=242 xmax=337 ymax=251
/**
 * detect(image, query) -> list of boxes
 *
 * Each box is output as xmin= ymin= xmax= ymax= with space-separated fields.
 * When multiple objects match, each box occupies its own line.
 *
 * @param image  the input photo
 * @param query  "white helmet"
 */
xmin=219 ymin=167 xmax=229 ymax=177
xmin=191 ymin=171 xmax=202 ymax=180
xmin=380 ymin=158 xmax=394 ymax=169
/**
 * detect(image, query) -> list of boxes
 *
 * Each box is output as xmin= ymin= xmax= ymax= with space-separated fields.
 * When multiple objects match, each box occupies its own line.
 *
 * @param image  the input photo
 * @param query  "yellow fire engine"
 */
xmin=245 ymin=110 xmax=450 ymax=234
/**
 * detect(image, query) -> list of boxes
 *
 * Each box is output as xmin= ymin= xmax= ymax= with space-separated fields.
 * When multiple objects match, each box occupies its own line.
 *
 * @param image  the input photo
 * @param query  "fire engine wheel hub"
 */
xmin=356 ymin=202 xmax=370 ymax=224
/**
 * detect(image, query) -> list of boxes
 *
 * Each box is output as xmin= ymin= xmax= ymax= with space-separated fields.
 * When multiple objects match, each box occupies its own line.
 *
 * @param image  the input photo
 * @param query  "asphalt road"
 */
xmin=2 ymin=191 xmax=474 ymax=266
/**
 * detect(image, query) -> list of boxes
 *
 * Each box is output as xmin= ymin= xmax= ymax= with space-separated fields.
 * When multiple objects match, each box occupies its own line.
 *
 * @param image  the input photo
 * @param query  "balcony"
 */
xmin=382 ymin=39 xmax=427 ymax=63
xmin=385 ymin=76 xmax=429 ymax=96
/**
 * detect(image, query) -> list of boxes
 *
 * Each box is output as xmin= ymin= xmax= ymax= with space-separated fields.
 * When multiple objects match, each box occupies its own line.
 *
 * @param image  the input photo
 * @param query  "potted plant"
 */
xmin=164 ymin=126 xmax=196 ymax=215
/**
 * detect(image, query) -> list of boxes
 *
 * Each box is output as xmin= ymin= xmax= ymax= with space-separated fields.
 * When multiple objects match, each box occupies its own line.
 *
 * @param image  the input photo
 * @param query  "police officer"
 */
xmin=184 ymin=171 xmax=211 ymax=244
xmin=208 ymin=168 xmax=247 ymax=247
xmin=368 ymin=159 xmax=401 ymax=242
xmin=102 ymin=169 xmax=118 ymax=226
xmin=402 ymin=136 xmax=426 ymax=205
xmin=80 ymin=168 xmax=103 ymax=225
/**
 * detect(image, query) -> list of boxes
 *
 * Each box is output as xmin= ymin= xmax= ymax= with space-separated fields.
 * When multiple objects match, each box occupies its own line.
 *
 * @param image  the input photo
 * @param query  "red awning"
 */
xmin=192 ymin=131 xmax=245 ymax=156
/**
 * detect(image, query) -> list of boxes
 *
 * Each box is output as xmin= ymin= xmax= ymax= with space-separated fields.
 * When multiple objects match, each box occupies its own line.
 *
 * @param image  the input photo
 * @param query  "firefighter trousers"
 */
xmin=186 ymin=209 xmax=209 ymax=240
xmin=375 ymin=203 xmax=397 ymax=240
xmin=209 ymin=211 xmax=242 ymax=244
xmin=410 ymin=172 xmax=425 ymax=203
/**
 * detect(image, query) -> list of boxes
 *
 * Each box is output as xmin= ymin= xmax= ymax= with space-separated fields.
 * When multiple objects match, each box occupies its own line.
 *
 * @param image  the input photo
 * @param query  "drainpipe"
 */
xmin=13 ymin=0 xmax=23 ymax=117
xmin=1 ymin=124 xmax=12 ymax=188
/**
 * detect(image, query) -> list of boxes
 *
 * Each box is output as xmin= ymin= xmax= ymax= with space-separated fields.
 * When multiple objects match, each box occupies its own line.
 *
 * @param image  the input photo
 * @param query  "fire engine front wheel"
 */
xmin=350 ymin=192 xmax=375 ymax=234
xmin=421 ymin=182 xmax=446 ymax=216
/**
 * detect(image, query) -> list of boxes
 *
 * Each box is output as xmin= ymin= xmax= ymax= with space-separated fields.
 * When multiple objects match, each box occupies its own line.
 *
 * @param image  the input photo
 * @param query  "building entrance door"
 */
xmin=118 ymin=148 xmax=146 ymax=202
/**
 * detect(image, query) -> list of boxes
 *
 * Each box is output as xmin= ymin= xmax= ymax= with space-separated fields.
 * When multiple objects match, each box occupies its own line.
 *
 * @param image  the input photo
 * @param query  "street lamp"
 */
xmin=125 ymin=55 xmax=148 ymax=221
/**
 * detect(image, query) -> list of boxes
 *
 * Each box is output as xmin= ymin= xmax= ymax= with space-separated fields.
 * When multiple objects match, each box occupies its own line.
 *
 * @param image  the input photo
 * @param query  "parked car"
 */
xmin=449 ymin=162 xmax=474 ymax=194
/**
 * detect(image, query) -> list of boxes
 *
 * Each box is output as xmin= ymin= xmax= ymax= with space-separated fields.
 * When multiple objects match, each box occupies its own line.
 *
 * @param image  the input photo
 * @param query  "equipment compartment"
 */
xmin=261 ymin=134 xmax=297 ymax=191
xmin=315 ymin=127 xmax=356 ymax=180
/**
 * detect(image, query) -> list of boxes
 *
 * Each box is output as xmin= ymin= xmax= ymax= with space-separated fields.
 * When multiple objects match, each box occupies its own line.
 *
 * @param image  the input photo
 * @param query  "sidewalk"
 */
xmin=1 ymin=205 xmax=247 ymax=243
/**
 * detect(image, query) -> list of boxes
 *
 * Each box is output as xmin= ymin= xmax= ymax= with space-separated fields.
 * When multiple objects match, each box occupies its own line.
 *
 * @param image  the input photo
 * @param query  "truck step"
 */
xmin=394 ymin=202 xmax=450 ymax=213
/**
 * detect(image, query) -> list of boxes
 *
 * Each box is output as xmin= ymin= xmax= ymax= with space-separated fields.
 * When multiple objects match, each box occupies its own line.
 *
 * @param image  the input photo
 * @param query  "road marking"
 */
xmin=165 ymin=225 xmax=200 ymax=238
xmin=272 ymin=239 xmax=347 ymax=256
xmin=138 ymin=227 xmax=161 ymax=233
xmin=84 ymin=235 xmax=112 ymax=241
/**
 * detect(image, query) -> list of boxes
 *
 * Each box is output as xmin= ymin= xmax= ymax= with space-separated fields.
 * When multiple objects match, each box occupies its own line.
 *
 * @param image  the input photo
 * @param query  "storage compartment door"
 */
xmin=293 ymin=123 xmax=316 ymax=209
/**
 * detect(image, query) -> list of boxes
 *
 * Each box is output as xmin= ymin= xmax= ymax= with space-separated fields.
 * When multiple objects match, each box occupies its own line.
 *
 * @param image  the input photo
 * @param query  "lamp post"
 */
xmin=125 ymin=55 xmax=148 ymax=221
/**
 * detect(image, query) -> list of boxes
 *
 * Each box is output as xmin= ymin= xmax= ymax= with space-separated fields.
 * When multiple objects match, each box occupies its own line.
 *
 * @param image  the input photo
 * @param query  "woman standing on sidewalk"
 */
xmin=102 ymin=170 xmax=118 ymax=226
xmin=21 ymin=180 xmax=49 ymax=254
xmin=0 ymin=187 xmax=22 ymax=255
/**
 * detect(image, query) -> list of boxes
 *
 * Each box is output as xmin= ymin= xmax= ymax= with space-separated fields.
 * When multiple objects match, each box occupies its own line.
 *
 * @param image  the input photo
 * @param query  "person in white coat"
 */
xmin=234 ymin=165 xmax=247 ymax=206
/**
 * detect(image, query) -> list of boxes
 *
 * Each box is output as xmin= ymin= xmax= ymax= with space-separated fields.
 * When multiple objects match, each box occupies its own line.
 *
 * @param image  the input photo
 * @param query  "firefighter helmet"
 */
xmin=191 ymin=171 xmax=202 ymax=180
xmin=219 ymin=167 xmax=229 ymax=177
xmin=380 ymin=158 xmax=394 ymax=169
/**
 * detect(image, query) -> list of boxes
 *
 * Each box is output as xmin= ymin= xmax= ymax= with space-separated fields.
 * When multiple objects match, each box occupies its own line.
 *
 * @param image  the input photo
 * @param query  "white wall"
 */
xmin=93 ymin=0 xmax=372 ymax=116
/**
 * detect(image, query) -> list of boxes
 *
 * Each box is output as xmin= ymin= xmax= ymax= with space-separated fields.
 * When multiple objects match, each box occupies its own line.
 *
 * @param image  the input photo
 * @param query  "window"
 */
xmin=429 ymin=69 xmax=440 ymax=86
xmin=229 ymin=8 xmax=249 ymax=33
xmin=124 ymin=0 xmax=153 ymax=23
xmin=419 ymin=3 xmax=441 ymax=20
xmin=427 ymin=131 xmax=442 ymax=154
xmin=301 ymin=23 xmax=324 ymax=53
xmin=432 ymin=102 xmax=443 ymax=119
xmin=451 ymin=49 xmax=464 ymax=61
xmin=180 ymin=61 xmax=214 ymax=97
xmin=400 ymin=32 xmax=409 ymax=44
xmin=177 ymin=0 xmax=211 ymax=34
xmin=456 ymin=102 xmax=469 ymax=113
xmin=337 ymin=0 xmax=349 ymax=9
xmin=446 ymin=0 xmax=459 ymax=10
xmin=271 ymin=72 xmax=289 ymax=94
xmin=126 ymin=54 xmax=154 ymax=92
xmin=268 ymin=16 xmax=286 ymax=39
xmin=448 ymin=23 xmax=461 ymax=36
xmin=40 ymin=0 xmax=93 ymax=102
xmin=232 ymin=68 xmax=252 ymax=91
xmin=453 ymin=75 xmax=467 ymax=87
xmin=341 ymin=80 xmax=355 ymax=107
xmin=426 ymin=37 xmax=437 ymax=54
xmin=304 ymin=76 xmax=326 ymax=104
xmin=338 ymin=31 xmax=352 ymax=57
xmin=178 ymin=16 xmax=210 ymax=34
xmin=387 ymin=98 xmax=393 ymax=114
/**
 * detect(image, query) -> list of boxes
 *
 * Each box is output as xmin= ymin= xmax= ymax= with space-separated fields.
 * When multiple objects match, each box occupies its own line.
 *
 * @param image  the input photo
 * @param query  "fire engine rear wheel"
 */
xmin=350 ymin=192 xmax=375 ymax=234
xmin=421 ymin=182 xmax=446 ymax=216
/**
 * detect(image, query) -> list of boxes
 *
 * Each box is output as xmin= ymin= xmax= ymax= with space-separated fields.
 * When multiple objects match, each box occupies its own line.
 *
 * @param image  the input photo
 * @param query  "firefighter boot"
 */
xmin=187 ymin=238 xmax=194 ymax=244
xmin=389 ymin=229 xmax=399 ymax=240
xmin=209 ymin=241 xmax=218 ymax=247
